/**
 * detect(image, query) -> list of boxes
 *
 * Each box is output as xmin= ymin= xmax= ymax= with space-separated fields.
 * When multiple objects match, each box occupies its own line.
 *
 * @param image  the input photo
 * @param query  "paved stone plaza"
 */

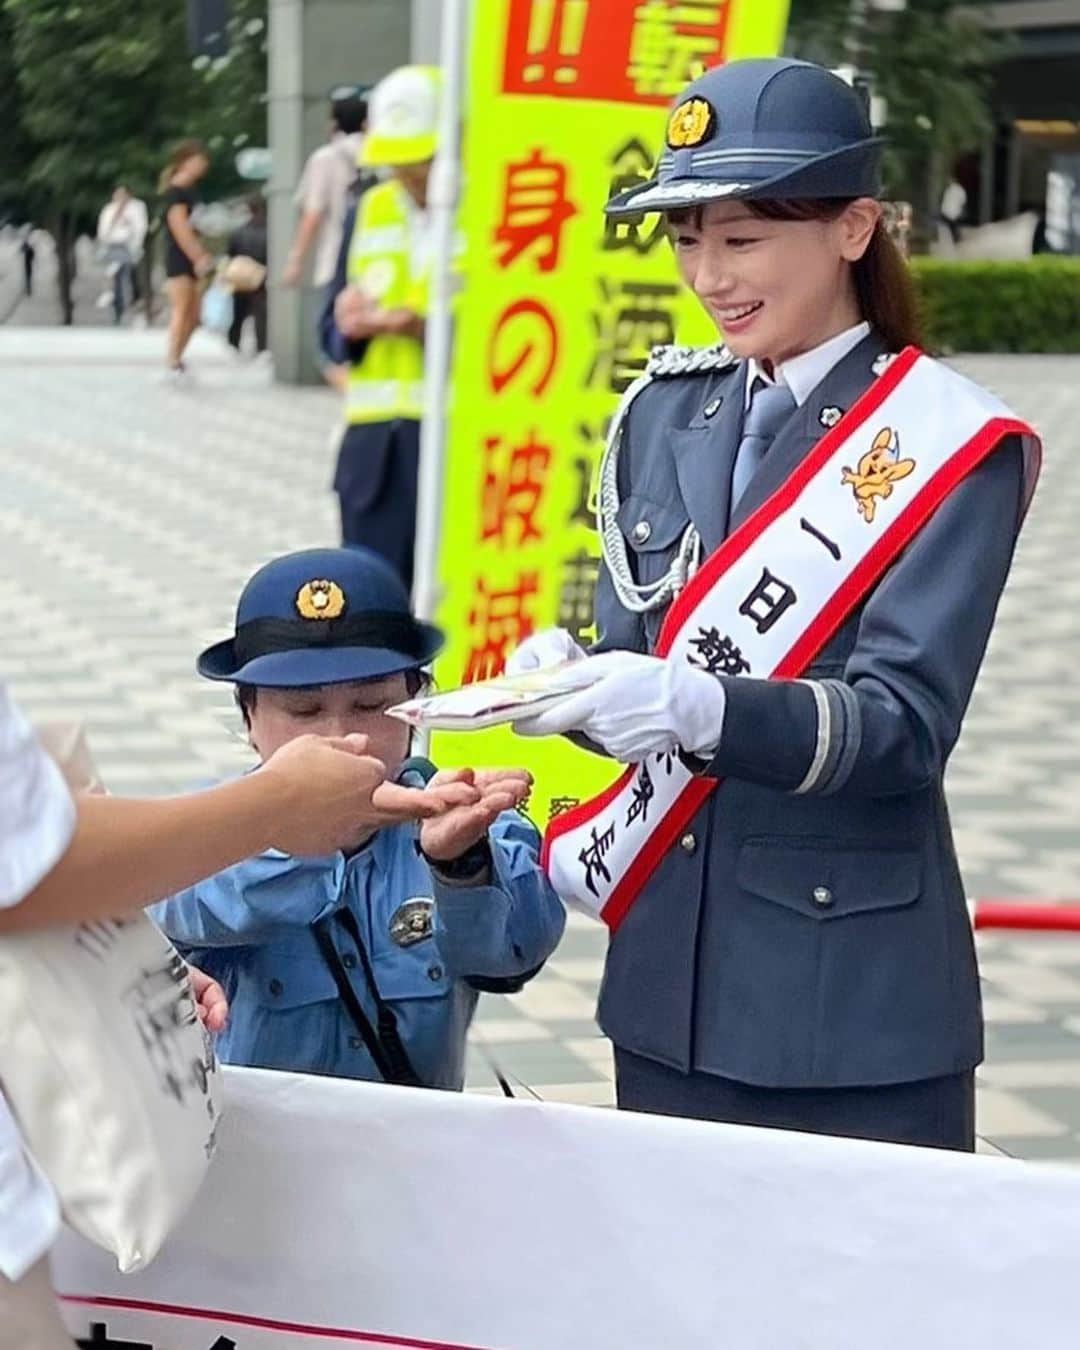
xmin=2 ymin=329 xmax=1080 ymax=1158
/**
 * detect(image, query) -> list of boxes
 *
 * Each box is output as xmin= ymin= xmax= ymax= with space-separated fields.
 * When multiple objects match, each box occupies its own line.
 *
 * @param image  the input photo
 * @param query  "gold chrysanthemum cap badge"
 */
xmin=295 ymin=578 xmax=346 ymax=620
xmin=667 ymin=97 xmax=715 ymax=149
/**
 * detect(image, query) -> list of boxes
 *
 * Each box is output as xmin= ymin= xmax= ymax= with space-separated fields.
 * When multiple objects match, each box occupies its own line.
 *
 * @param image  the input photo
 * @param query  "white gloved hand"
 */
xmin=505 ymin=627 xmax=588 ymax=677
xmin=515 ymin=651 xmax=727 ymax=762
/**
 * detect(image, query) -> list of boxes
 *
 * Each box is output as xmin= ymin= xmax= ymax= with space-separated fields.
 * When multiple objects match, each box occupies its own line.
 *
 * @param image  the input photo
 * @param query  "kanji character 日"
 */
xmin=738 ymin=569 xmax=798 ymax=635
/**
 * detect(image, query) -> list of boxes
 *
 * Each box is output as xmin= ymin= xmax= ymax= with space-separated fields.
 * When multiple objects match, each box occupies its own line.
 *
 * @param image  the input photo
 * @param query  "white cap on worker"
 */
xmin=359 ymin=65 xmax=442 ymax=168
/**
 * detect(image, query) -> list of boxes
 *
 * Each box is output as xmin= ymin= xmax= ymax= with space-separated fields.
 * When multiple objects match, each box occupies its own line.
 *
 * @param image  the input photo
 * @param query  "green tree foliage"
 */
xmin=787 ymin=0 xmax=1004 ymax=227
xmin=186 ymin=0 xmax=269 ymax=202
xmin=1 ymin=0 xmax=267 ymax=320
xmin=786 ymin=0 xmax=853 ymax=64
xmin=912 ymin=257 xmax=1080 ymax=352
xmin=866 ymin=2 xmax=1003 ymax=218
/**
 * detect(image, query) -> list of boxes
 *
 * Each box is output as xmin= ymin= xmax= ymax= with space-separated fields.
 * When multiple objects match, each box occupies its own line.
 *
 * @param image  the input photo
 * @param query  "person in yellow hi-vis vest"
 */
xmin=318 ymin=65 xmax=440 ymax=591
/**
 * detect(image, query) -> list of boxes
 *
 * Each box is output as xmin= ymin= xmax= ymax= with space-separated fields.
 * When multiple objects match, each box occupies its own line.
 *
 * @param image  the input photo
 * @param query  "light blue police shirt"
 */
xmin=150 ymin=812 xmax=565 ymax=1090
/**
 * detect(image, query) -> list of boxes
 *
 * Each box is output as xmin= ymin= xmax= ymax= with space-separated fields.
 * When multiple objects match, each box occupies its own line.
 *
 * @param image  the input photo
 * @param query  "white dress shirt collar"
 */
xmin=745 ymin=320 xmax=871 ymax=410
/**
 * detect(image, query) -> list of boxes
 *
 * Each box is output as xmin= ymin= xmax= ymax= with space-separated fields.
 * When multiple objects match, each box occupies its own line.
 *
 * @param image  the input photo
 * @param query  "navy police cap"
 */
xmin=197 ymin=547 xmax=443 ymax=688
xmin=605 ymin=58 xmax=882 ymax=218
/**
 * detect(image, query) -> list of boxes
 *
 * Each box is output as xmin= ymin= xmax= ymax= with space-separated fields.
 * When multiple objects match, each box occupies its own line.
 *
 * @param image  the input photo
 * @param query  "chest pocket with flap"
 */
xmin=248 ymin=937 xmax=339 ymax=1009
xmin=736 ymin=839 xmax=922 ymax=921
xmin=615 ymin=493 xmax=690 ymax=572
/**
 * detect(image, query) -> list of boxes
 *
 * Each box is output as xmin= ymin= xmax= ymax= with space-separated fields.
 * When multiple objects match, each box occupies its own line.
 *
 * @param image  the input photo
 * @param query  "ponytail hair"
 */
xmin=159 ymin=139 xmax=207 ymax=193
xmin=748 ymin=198 xmax=923 ymax=353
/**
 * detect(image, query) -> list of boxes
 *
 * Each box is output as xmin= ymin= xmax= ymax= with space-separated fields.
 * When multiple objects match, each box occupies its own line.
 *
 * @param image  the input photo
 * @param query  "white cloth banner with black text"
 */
xmin=52 ymin=1066 xmax=1080 ymax=1348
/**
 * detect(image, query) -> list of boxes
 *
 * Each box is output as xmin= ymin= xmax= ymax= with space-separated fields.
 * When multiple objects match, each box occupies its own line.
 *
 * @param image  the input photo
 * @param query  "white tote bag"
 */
xmin=0 ymin=724 xmax=222 ymax=1273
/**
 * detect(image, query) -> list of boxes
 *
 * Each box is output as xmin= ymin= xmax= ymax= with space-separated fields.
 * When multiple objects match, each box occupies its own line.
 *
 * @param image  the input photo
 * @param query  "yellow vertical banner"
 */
xmin=433 ymin=0 xmax=790 ymax=825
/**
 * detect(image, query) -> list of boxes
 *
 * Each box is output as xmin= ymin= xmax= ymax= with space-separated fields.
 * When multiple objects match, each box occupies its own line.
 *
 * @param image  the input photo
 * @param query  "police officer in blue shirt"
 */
xmin=510 ymin=59 xmax=1040 ymax=1149
xmin=152 ymin=547 xmax=565 ymax=1090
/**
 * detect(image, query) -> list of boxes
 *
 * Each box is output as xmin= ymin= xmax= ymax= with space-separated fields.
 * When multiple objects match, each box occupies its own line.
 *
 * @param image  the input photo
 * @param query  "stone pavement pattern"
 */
xmin=2 ymin=330 xmax=1079 ymax=1158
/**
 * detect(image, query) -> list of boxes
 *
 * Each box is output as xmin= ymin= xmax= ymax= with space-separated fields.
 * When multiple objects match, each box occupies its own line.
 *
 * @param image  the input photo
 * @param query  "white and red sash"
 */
xmin=542 ymin=347 xmax=1040 ymax=930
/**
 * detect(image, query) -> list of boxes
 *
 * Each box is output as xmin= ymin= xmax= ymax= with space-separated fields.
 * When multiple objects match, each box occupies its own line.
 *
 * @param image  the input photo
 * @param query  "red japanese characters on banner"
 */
xmin=502 ymin=0 xmax=731 ymax=103
xmin=437 ymin=0 xmax=789 ymax=818
xmin=480 ymin=431 xmax=553 ymax=547
xmin=463 ymin=573 xmax=541 ymax=683
xmin=459 ymin=135 xmax=582 ymax=685
xmin=486 ymin=297 xmax=560 ymax=395
xmin=495 ymin=148 xmax=579 ymax=271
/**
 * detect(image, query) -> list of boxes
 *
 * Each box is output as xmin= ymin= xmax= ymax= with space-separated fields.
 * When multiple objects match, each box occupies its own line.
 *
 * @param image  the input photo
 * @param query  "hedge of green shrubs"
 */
xmin=909 ymin=257 xmax=1080 ymax=354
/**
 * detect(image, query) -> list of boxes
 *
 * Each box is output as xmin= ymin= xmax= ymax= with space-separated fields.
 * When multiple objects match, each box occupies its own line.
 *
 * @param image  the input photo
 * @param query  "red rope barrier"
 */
xmin=973 ymin=901 xmax=1080 ymax=932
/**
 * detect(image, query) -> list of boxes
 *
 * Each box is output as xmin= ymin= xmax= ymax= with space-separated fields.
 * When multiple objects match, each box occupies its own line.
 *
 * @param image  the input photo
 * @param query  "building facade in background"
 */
xmin=962 ymin=0 xmax=1080 ymax=242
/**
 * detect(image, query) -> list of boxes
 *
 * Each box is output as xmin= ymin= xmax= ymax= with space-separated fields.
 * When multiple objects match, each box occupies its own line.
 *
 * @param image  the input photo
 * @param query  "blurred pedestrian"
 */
xmin=282 ymin=83 xmax=371 ymax=292
xmin=937 ymin=175 xmax=967 ymax=249
xmin=225 ymin=196 xmax=269 ymax=357
xmin=96 ymin=185 xmax=148 ymax=324
xmin=159 ymin=140 xmax=213 ymax=382
xmin=319 ymin=65 xmax=441 ymax=590
xmin=19 ymin=230 xmax=34 ymax=297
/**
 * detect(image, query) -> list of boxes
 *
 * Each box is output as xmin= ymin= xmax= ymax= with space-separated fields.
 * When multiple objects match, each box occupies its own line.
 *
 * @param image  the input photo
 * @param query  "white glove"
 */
xmin=505 ymin=627 xmax=587 ymax=677
xmin=515 ymin=651 xmax=727 ymax=762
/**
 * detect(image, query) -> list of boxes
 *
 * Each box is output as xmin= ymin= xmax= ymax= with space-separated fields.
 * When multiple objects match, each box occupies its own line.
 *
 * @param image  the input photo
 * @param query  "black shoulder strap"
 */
xmin=311 ymin=910 xmax=423 ymax=1088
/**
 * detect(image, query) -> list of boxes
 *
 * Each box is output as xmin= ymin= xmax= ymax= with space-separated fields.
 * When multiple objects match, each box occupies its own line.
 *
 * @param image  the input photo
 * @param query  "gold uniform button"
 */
xmin=680 ymin=833 xmax=697 ymax=855
xmin=812 ymin=886 xmax=834 ymax=907
xmin=632 ymin=520 xmax=652 ymax=544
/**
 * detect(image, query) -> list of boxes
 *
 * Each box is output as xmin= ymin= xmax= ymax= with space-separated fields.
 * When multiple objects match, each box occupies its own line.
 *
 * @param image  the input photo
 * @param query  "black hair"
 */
xmin=332 ymin=96 xmax=368 ymax=136
xmin=236 ymin=669 xmax=429 ymax=730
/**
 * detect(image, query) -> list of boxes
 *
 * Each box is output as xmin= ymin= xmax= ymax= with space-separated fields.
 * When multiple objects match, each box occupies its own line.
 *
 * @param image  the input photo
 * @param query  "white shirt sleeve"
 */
xmin=0 ymin=683 xmax=76 ymax=910
xmin=296 ymin=146 xmax=335 ymax=216
xmin=131 ymin=198 xmax=149 ymax=253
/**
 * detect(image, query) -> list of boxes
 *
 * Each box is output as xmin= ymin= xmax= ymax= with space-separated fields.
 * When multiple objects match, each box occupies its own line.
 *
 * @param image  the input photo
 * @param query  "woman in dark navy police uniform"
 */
xmin=508 ymin=59 xmax=1040 ymax=1150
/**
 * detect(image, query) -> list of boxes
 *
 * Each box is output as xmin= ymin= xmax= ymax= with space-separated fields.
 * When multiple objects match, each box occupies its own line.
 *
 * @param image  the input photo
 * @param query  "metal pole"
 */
xmin=412 ymin=0 xmax=467 ymax=625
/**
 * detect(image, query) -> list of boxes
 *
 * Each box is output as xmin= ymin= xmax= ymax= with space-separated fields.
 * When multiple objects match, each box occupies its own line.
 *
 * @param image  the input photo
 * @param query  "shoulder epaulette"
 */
xmin=645 ymin=342 xmax=736 ymax=379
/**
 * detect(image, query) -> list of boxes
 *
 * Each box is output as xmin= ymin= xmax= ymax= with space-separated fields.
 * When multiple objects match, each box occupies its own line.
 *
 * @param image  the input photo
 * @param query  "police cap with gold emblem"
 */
xmin=605 ymin=58 xmax=882 ymax=218
xmin=196 ymin=547 xmax=443 ymax=687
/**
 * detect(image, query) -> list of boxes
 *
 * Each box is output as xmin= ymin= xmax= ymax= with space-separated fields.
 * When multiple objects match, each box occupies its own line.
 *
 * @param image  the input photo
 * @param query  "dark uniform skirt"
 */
xmin=615 ymin=1049 xmax=975 ymax=1151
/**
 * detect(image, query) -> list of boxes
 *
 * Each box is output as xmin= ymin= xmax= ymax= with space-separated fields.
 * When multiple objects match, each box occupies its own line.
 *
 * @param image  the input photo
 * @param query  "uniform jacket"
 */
xmin=151 ymin=812 xmax=564 ymax=1090
xmin=592 ymin=330 xmax=1027 ymax=1089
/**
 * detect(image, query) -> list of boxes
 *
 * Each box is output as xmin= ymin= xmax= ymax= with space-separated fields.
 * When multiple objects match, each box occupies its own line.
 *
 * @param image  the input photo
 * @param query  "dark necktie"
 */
xmin=730 ymin=377 xmax=797 ymax=511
